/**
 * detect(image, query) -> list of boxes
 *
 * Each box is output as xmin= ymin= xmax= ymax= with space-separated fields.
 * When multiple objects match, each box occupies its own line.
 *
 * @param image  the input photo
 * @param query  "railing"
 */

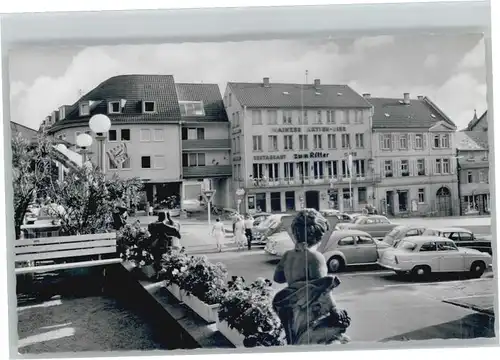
xmin=182 ymin=139 xmax=230 ymax=150
xmin=183 ymin=165 xmax=232 ymax=178
xmin=245 ymin=174 xmax=382 ymax=188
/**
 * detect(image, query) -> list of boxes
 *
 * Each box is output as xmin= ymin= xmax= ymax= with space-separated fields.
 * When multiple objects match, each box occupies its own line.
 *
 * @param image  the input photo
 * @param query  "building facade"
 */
xmin=224 ymin=77 xmax=378 ymax=213
xmin=45 ymin=75 xmax=231 ymax=209
xmin=456 ymin=130 xmax=490 ymax=215
xmin=368 ymin=93 xmax=459 ymax=217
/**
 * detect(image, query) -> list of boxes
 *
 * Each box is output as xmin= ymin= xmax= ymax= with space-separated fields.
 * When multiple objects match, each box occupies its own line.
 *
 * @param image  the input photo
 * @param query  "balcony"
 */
xmin=183 ymin=165 xmax=232 ymax=178
xmin=246 ymin=174 xmax=382 ymax=188
xmin=182 ymin=139 xmax=230 ymax=151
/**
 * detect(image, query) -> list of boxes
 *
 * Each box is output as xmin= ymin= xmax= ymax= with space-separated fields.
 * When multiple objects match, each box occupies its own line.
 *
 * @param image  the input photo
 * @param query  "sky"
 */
xmin=9 ymin=33 xmax=487 ymax=131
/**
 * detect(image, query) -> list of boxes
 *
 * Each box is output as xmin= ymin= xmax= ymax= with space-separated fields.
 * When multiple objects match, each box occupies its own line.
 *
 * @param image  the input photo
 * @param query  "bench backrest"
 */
xmin=15 ymin=233 xmax=118 ymax=263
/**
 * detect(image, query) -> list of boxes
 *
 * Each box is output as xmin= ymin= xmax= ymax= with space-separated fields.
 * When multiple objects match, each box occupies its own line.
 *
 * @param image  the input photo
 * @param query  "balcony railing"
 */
xmin=245 ymin=174 xmax=382 ymax=188
xmin=183 ymin=165 xmax=232 ymax=178
xmin=182 ymin=139 xmax=230 ymax=151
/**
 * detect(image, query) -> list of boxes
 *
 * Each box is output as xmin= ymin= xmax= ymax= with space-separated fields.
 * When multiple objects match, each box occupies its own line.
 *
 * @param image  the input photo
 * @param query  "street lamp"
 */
xmin=89 ymin=114 xmax=112 ymax=173
xmin=76 ymin=133 xmax=93 ymax=164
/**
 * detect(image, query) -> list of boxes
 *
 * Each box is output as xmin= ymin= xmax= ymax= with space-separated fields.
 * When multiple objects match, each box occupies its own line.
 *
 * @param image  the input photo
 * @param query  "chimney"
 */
xmin=314 ymin=79 xmax=321 ymax=87
xmin=263 ymin=77 xmax=270 ymax=87
xmin=417 ymin=95 xmax=424 ymax=100
xmin=403 ymin=93 xmax=410 ymax=105
xmin=363 ymin=93 xmax=371 ymax=99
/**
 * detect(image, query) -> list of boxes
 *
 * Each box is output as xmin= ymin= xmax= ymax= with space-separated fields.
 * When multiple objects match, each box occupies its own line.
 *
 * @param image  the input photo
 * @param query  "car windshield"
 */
xmin=386 ymin=227 xmax=402 ymax=238
xmin=260 ymin=216 xmax=281 ymax=229
xmin=396 ymin=240 xmax=417 ymax=251
xmin=354 ymin=217 xmax=365 ymax=224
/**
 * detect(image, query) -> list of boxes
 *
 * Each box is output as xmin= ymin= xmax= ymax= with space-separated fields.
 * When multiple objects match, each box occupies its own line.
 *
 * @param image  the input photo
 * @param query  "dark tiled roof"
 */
xmin=10 ymin=121 xmax=38 ymax=141
xmin=463 ymin=131 xmax=489 ymax=149
xmin=228 ymin=82 xmax=372 ymax=109
xmin=49 ymin=74 xmax=182 ymax=132
xmin=465 ymin=110 xmax=487 ymax=131
xmin=175 ymin=83 xmax=228 ymax=122
xmin=367 ymin=96 xmax=456 ymax=129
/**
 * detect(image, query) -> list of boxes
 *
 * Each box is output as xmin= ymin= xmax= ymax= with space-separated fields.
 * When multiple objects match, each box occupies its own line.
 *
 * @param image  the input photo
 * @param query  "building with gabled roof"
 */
xmin=43 ymin=74 xmax=232 ymax=209
xmin=366 ymin=92 xmax=459 ymax=217
xmin=464 ymin=109 xmax=488 ymax=132
xmin=224 ymin=77 xmax=378 ymax=213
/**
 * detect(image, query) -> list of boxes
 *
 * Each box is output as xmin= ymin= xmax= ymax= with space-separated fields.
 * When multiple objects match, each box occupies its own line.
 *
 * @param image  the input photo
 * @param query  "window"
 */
xmin=121 ymin=157 xmax=131 ymax=169
xmin=420 ymin=242 xmax=437 ymax=252
xmin=437 ymin=241 xmax=458 ymax=251
xmin=109 ymin=157 xmax=118 ymax=170
xmin=399 ymin=135 xmax=408 ymax=150
xmin=327 ymin=134 xmax=336 ymax=149
xmin=268 ymin=135 xmax=278 ymax=151
xmin=267 ymin=163 xmax=280 ymax=181
xmin=153 ymin=129 xmax=163 ymax=141
xmin=442 ymin=159 xmax=450 ymax=173
xmin=253 ymin=163 xmax=264 ymax=178
xmin=479 ymin=170 xmax=486 ymax=183
xmin=382 ymin=134 xmax=391 ymax=150
xmin=252 ymin=136 xmax=262 ymax=151
xmin=418 ymin=188 xmax=425 ymax=203
xmin=284 ymin=162 xmax=295 ymax=180
xmin=417 ymin=159 xmax=425 ymax=176
xmin=315 ymin=110 xmax=322 ymax=124
xmin=433 ymin=135 xmax=440 ymax=148
xmin=299 ymin=134 xmax=308 ymax=150
xmin=340 ymin=110 xmax=349 ymax=124
xmin=108 ymin=129 xmax=117 ymax=142
xmin=297 ymin=161 xmax=310 ymax=178
xmin=355 ymin=110 xmax=363 ymax=124
xmin=358 ymin=187 xmax=367 ymax=203
xmin=234 ymin=112 xmax=240 ymax=127
xmin=415 ymin=134 xmax=424 ymax=149
xmin=141 ymin=156 xmax=151 ymax=169
xmin=143 ymin=101 xmax=156 ymax=113
xmin=384 ymin=160 xmax=393 ymax=177
xmin=108 ymin=101 xmax=121 ymax=114
xmin=284 ymin=135 xmax=293 ymax=150
xmin=184 ymin=128 xmax=205 ymax=140
xmin=153 ymin=155 xmax=165 ymax=169
xmin=401 ymin=160 xmax=409 ymax=176
xmin=252 ymin=110 xmax=263 ymax=125
xmin=341 ymin=134 xmax=350 ymax=149
xmin=121 ymin=129 xmax=131 ymax=141
xmin=313 ymin=161 xmax=324 ymax=179
xmin=441 ymin=134 xmax=450 ymax=148
xmin=140 ymin=129 xmax=151 ymax=142
xmin=179 ymin=101 xmax=205 ymax=116
xmin=357 ymin=236 xmax=374 ymax=245
xmin=313 ymin=134 xmax=323 ymax=149
xmin=341 ymin=160 xmax=349 ymax=178
xmin=326 ymin=161 xmax=338 ymax=178
xmin=355 ymin=133 xmax=364 ymax=148
xmin=353 ymin=160 xmax=365 ymax=177
xmin=188 ymin=153 xmax=206 ymax=167
xmin=326 ymin=110 xmax=335 ymax=124
xmin=435 ymin=159 xmax=442 ymax=174
xmin=79 ymin=102 xmax=90 ymax=116
xmin=282 ymin=110 xmax=292 ymax=125
xmin=459 ymin=232 xmax=474 ymax=241
xmin=302 ymin=110 xmax=309 ymax=125
xmin=267 ymin=110 xmax=278 ymax=125
xmin=467 ymin=171 xmax=473 ymax=183
xmin=338 ymin=236 xmax=355 ymax=246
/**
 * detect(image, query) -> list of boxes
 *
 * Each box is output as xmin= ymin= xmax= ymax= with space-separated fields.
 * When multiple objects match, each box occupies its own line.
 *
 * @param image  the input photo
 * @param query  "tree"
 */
xmin=11 ymin=132 xmax=56 ymax=239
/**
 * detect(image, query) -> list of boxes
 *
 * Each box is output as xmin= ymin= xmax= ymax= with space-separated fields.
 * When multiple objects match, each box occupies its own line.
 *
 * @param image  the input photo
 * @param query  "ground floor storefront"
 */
xmin=374 ymin=183 xmax=460 ymax=217
xmin=461 ymin=193 xmax=490 ymax=215
xmin=242 ymin=185 xmax=375 ymax=213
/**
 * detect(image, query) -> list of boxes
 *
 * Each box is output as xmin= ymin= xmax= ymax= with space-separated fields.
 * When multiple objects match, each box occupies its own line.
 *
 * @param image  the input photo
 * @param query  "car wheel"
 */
xmin=327 ymin=256 xmax=344 ymax=273
xmin=410 ymin=265 xmax=430 ymax=279
xmin=470 ymin=261 xmax=486 ymax=278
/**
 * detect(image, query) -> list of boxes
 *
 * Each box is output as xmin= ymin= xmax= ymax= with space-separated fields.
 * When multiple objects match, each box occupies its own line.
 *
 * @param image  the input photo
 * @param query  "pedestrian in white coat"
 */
xmin=211 ymin=218 xmax=226 ymax=252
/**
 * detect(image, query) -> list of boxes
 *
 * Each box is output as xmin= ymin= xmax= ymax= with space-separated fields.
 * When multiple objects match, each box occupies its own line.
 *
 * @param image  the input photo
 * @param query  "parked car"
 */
xmin=252 ymin=214 xmax=293 ymax=245
xmin=334 ymin=215 xmax=398 ymax=239
xmin=264 ymin=230 xmax=295 ymax=257
xmin=252 ymin=212 xmax=272 ymax=227
xmin=378 ymin=236 xmax=492 ymax=278
xmin=316 ymin=229 xmax=391 ymax=272
xmin=422 ymin=227 xmax=493 ymax=255
xmin=383 ymin=225 xmax=427 ymax=247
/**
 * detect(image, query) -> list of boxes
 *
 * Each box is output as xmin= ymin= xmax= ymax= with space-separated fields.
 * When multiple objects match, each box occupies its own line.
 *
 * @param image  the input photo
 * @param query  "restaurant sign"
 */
xmin=254 ymin=154 xmax=286 ymax=161
xmin=272 ymin=126 xmax=347 ymax=133
xmin=293 ymin=152 xmax=330 ymax=159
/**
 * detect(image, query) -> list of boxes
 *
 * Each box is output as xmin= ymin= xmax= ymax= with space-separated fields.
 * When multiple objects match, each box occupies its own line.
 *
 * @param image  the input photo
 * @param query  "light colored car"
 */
xmin=253 ymin=214 xmax=293 ymax=245
xmin=335 ymin=215 xmax=398 ymax=239
xmin=264 ymin=230 xmax=295 ymax=257
xmin=316 ymin=230 xmax=391 ymax=272
xmin=422 ymin=227 xmax=492 ymax=255
xmin=378 ymin=236 xmax=493 ymax=278
xmin=383 ymin=225 xmax=427 ymax=247
xmin=252 ymin=212 xmax=272 ymax=227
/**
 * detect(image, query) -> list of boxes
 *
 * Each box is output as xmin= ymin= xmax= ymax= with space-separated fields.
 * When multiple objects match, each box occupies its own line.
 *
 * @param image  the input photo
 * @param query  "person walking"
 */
xmin=147 ymin=212 xmax=181 ymax=272
xmin=244 ymin=213 xmax=254 ymax=250
xmin=233 ymin=215 xmax=246 ymax=251
xmin=211 ymin=218 xmax=226 ymax=252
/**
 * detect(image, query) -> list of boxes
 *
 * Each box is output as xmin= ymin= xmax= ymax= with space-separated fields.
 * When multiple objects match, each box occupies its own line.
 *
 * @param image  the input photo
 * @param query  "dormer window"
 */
xmin=79 ymin=102 xmax=90 ymax=117
xmin=179 ymin=101 xmax=205 ymax=117
xmin=142 ymin=101 xmax=156 ymax=113
xmin=108 ymin=101 xmax=121 ymax=114
xmin=59 ymin=106 xmax=66 ymax=120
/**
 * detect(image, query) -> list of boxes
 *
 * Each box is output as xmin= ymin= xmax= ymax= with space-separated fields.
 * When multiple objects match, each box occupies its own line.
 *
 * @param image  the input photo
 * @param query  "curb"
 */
xmin=442 ymin=299 xmax=495 ymax=316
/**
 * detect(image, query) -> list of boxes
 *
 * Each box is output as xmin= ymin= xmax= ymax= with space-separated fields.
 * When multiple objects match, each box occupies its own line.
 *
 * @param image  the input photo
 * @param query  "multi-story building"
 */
xmin=224 ymin=77 xmax=377 ymax=213
xmin=367 ymin=93 xmax=459 ymax=216
xmin=44 ymin=74 xmax=231 ymax=208
xmin=456 ymin=112 xmax=490 ymax=215
xmin=465 ymin=109 xmax=488 ymax=131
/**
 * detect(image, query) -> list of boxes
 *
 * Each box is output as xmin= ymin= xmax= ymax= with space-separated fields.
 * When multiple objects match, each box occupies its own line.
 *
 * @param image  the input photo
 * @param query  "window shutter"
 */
xmin=395 ymin=160 xmax=401 ymax=177
xmin=379 ymin=133 xmax=384 ymax=150
xmin=391 ymin=134 xmax=397 ymax=150
xmin=425 ymin=158 xmax=430 ymax=175
xmin=450 ymin=158 xmax=455 ymax=174
xmin=423 ymin=134 xmax=427 ymax=149
xmin=409 ymin=159 xmax=414 ymax=176
xmin=381 ymin=160 xmax=385 ymax=177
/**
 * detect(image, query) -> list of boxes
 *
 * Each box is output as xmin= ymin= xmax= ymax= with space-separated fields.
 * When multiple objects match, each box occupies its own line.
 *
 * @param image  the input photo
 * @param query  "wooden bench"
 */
xmin=15 ymin=233 xmax=122 ymax=275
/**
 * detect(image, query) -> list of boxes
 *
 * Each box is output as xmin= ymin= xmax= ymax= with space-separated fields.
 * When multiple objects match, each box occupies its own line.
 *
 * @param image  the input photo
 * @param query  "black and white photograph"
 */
xmin=5 ymin=14 xmax=497 ymax=355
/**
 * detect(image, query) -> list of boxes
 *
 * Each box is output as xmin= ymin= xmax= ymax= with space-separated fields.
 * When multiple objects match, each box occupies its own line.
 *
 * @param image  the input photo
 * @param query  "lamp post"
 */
xmin=89 ymin=114 xmax=112 ymax=173
xmin=347 ymin=153 xmax=353 ymax=210
xmin=76 ymin=133 xmax=93 ymax=165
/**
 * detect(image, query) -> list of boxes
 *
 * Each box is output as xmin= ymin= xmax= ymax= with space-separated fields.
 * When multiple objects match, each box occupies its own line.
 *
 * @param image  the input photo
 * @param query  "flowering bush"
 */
xmin=180 ymin=256 xmax=228 ymax=305
xmin=117 ymin=222 xmax=153 ymax=268
xmin=159 ymin=248 xmax=191 ymax=286
xmin=218 ymin=276 xmax=286 ymax=347
xmin=124 ymin=245 xmax=155 ymax=268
